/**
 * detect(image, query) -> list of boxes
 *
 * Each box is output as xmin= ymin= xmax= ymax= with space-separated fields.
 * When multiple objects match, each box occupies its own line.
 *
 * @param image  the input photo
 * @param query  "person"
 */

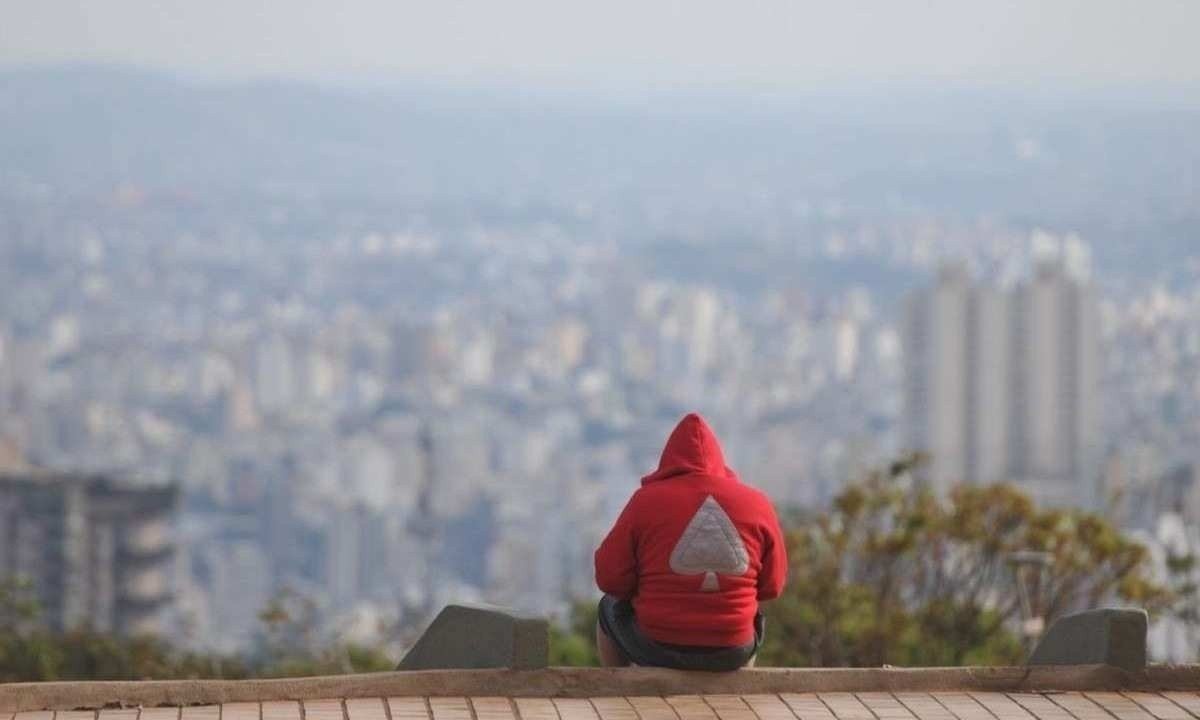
xmin=593 ymin=412 xmax=787 ymax=671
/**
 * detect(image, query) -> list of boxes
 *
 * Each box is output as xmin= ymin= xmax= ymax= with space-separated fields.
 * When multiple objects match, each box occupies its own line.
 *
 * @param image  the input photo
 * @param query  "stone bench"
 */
xmin=397 ymin=604 xmax=549 ymax=671
xmin=1028 ymin=608 xmax=1148 ymax=672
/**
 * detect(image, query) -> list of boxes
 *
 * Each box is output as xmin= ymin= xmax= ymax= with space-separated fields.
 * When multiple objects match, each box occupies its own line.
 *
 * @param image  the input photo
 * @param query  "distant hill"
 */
xmin=1 ymin=65 xmax=1197 ymax=272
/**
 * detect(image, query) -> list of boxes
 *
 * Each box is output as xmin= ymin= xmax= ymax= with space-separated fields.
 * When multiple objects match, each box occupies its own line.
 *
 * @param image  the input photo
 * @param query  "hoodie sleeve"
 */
xmin=756 ymin=499 xmax=788 ymax=601
xmin=594 ymin=492 xmax=640 ymax=599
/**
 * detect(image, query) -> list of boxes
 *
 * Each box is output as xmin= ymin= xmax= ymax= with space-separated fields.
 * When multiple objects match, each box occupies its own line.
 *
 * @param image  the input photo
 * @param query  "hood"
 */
xmin=641 ymin=413 xmax=736 ymax=485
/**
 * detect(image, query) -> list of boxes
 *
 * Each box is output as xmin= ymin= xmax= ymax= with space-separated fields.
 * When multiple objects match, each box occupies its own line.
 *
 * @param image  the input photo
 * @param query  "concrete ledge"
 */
xmin=6 ymin=664 xmax=1198 ymax=712
xmin=398 ymin=604 xmax=548 ymax=671
xmin=1029 ymin=608 xmax=1148 ymax=672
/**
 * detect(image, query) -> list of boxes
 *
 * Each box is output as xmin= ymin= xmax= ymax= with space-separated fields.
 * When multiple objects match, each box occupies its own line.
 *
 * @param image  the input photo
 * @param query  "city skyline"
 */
xmin=0 ymin=61 xmax=1198 ymax=659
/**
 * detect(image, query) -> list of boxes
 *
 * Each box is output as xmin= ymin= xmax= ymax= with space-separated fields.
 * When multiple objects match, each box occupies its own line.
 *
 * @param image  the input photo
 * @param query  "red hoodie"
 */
xmin=594 ymin=413 xmax=788 ymax=647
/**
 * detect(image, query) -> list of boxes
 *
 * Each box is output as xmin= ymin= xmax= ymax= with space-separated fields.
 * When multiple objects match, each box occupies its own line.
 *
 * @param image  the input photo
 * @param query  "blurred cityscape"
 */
xmin=1 ymin=67 xmax=1199 ymax=657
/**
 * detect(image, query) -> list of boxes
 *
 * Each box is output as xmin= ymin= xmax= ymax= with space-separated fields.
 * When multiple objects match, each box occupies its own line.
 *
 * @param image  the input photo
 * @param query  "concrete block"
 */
xmin=1028 ymin=608 xmax=1147 ymax=672
xmin=397 ymin=604 xmax=548 ymax=671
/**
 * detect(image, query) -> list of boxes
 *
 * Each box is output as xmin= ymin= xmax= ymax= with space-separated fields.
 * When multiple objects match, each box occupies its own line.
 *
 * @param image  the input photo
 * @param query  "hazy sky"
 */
xmin=2 ymin=1 xmax=1197 ymax=91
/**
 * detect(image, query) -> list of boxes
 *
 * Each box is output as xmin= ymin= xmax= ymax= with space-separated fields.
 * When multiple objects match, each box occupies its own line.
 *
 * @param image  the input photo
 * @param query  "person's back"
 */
xmin=593 ymin=413 xmax=787 ymax=669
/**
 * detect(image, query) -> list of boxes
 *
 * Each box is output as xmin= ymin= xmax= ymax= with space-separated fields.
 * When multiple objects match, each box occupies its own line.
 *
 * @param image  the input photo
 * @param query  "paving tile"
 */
xmin=741 ymin=695 xmax=798 ymax=720
xmin=934 ymin=693 xmax=1000 ymax=720
xmin=1160 ymin=696 xmax=1200 ymax=720
xmin=1122 ymin=694 xmax=1194 ymax=720
xmin=554 ymin=700 xmax=599 ymax=720
xmin=141 ymin=709 xmax=182 ymax=720
xmin=590 ymin=698 xmax=639 ymax=720
xmin=553 ymin=700 xmax=596 ymax=720
xmin=894 ymin=693 xmax=957 ymax=720
xmin=1085 ymin=694 xmax=1154 ymax=720
xmin=181 ymin=707 xmax=220 ymax=720
xmin=472 ymin=698 xmax=518 ymax=720
xmin=346 ymin=699 xmax=389 ymax=720
xmin=223 ymin=704 xmax=260 ymax=720
xmin=97 ymin=711 xmax=139 ymax=720
xmin=818 ymin=694 xmax=874 ymax=720
xmin=388 ymin=699 xmax=432 ymax=720
xmin=1005 ymin=695 xmax=1075 ymax=720
xmin=627 ymin=697 xmax=681 ymax=720
xmin=57 ymin=713 xmax=96 ymax=720
xmin=429 ymin=699 xmax=472 ymax=720
xmin=664 ymin=699 xmax=716 ymax=720
xmin=703 ymin=698 xmax=756 ymax=720
xmin=780 ymin=694 xmax=837 ymax=720
xmin=305 ymin=700 xmax=347 ymax=720
xmin=1045 ymin=693 xmax=1113 ymax=720
xmin=857 ymin=694 xmax=916 ymax=720
xmin=261 ymin=703 xmax=301 ymax=720
xmin=515 ymin=699 xmax=561 ymax=720
xmin=14 ymin=713 xmax=54 ymax=720
xmin=960 ymin=696 xmax=1027 ymax=720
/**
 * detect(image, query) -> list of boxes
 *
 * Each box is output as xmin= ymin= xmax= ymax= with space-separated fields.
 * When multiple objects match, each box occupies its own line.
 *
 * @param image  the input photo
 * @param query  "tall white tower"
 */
xmin=904 ymin=259 xmax=1099 ymax=508
xmin=1011 ymin=261 xmax=1100 ymax=507
xmin=904 ymin=263 xmax=970 ymax=495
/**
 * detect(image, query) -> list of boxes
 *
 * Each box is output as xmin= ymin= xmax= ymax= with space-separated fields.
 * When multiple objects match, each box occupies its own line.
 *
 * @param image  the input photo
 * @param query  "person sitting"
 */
xmin=593 ymin=412 xmax=787 ymax=671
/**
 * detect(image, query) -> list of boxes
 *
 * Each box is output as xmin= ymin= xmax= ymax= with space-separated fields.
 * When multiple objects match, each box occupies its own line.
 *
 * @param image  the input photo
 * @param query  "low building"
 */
xmin=0 ymin=472 xmax=178 ymax=635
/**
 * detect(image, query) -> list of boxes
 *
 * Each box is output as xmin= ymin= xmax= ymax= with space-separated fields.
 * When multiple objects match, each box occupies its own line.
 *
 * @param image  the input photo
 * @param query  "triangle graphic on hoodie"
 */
xmin=668 ymin=494 xmax=750 ymax=592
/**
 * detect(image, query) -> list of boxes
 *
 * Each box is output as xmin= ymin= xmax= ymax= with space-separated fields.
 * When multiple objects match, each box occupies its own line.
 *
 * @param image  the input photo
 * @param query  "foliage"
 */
xmin=758 ymin=453 xmax=1171 ymax=667
xmin=252 ymin=590 xmax=394 ymax=677
xmin=1167 ymin=552 xmax=1200 ymax=624
xmin=548 ymin=600 xmax=599 ymax=667
xmin=0 ymin=581 xmax=392 ymax=681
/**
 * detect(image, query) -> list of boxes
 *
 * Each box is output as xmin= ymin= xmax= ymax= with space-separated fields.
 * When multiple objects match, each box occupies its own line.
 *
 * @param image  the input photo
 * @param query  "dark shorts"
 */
xmin=596 ymin=595 xmax=763 ymax=672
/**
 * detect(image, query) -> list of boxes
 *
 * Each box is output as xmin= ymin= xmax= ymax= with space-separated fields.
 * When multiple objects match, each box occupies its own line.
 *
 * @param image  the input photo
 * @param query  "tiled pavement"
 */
xmin=10 ymin=693 xmax=1200 ymax=720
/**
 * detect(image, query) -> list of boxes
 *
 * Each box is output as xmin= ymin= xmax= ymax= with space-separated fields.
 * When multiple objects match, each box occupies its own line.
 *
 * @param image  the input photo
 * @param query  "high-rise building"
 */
xmin=903 ymin=261 xmax=1100 ymax=507
xmin=1011 ymin=262 xmax=1101 ymax=505
xmin=0 ymin=472 xmax=177 ymax=635
xmin=904 ymin=263 xmax=970 ymax=493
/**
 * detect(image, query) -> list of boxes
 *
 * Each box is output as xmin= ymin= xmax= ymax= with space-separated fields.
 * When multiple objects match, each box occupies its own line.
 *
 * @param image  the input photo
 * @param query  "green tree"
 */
xmin=0 ymin=579 xmax=389 ymax=681
xmin=1163 ymin=550 xmax=1200 ymax=653
xmin=760 ymin=455 xmax=1170 ymax=667
xmin=253 ymin=589 xmax=395 ymax=677
xmin=548 ymin=601 xmax=599 ymax=666
xmin=0 ymin=578 xmax=60 ymax=682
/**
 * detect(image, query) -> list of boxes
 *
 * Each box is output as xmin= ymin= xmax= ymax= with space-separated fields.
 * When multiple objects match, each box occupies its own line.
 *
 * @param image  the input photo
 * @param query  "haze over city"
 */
xmin=5 ymin=1 xmax=1200 ymax=90
xmin=1 ymin=0 xmax=1200 ymax=665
